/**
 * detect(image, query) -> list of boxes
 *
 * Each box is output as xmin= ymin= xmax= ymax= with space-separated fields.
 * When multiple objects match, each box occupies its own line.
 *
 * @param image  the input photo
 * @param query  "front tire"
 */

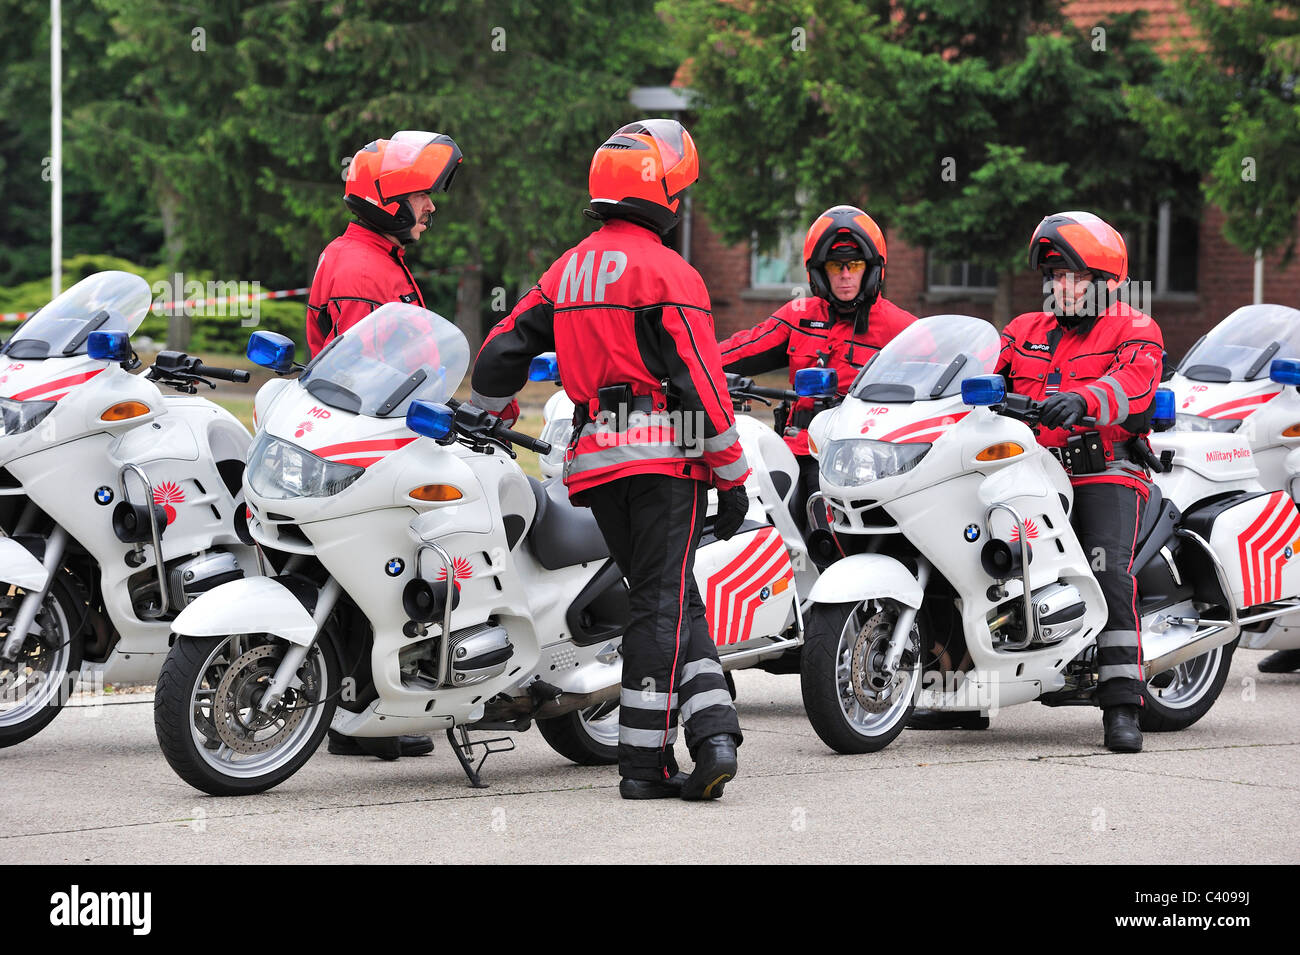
xmin=800 ymin=600 xmax=920 ymax=754
xmin=0 ymin=575 xmax=88 ymax=748
xmin=1139 ymin=638 xmax=1238 ymax=732
xmin=536 ymin=701 xmax=619 ymax=766
xmin=154 ymin=629 xmax=339 ymax=795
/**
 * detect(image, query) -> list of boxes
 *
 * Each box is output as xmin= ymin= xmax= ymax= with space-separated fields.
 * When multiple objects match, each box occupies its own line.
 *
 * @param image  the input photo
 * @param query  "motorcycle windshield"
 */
xmin=299 ymin=302 xmax=469 ymax=417
xmin=1 ymin=271 xmax=152 ymax=360
xmin=1179 ymin=304 xmax=1300 ymax=382
xmin=851 ymin=315 xmax=1000 ymax=402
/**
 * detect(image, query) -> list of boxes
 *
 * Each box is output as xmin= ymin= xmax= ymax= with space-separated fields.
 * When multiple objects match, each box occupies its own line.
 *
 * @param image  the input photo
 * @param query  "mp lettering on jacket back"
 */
xmin=557 ymin=250 xmax=628 ymax=304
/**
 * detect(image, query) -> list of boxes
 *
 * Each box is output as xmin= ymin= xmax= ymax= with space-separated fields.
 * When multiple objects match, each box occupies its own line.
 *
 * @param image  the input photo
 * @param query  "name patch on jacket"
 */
xmin=799 ymin=319 xmax=830 ymax=330
xmin=1024 ymin=341 xmax=1051 ymax=352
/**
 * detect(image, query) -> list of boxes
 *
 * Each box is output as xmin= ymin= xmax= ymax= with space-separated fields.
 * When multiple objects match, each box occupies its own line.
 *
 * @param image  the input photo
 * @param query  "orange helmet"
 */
xmin=344 ymin=130 xmax=463 ymax=244
xmin=1028 ymin=211 xmax=1128 ymax=288
xmin=803 ymin=205 xmax=887 ymax=310
xmin=587 ymin=119 xmax=699 ymax=235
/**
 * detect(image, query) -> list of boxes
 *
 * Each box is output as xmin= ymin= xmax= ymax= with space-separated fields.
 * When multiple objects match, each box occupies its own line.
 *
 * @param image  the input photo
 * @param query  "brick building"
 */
xmin=673 ymin=0 xmax=1300 ymax=361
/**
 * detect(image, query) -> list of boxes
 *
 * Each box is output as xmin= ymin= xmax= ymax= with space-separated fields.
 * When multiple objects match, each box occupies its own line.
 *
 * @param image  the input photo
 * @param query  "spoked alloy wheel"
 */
xmin=537 ymin=699 xmax=619 ymax=766
xmin=154 ymin=631 xmax=339 ymax=795
xmin=1139 ymin=638 xmax=1237 ymax=732
xmin=0 ymin=579 xmax=86 ymax=748
xmin=800 ymin=600 xmax=921 ymax=754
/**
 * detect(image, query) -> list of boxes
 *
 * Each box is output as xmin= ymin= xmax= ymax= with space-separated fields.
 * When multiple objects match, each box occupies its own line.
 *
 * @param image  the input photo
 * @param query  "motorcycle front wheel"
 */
xmin=800 ymin=599 xmax=920 ymax=754
xmin=0 ymin=576 xmax=87 ymax=748
xmin=154 ymin=629 xmax=339 ymax=795
xmin=1139 ymin=637 xmax=1238 ymax=732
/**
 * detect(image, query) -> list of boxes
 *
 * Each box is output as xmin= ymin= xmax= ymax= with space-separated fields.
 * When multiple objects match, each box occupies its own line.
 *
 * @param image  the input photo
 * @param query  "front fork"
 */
xmin=256 ymin=577 xmax=343 ymax=714
xmin=0 ymin=526 xmax=69 ymax=662
xmin=871 ymin=557 xmax=930 ymax=688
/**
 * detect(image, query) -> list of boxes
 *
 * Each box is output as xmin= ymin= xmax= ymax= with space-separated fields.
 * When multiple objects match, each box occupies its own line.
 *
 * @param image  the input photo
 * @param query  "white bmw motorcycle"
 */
xmin=799 ymin=314 xmax=1300 ymax=753
xmin=153 ymin=303 xmax=807 ymax=795
xmin=1166 ymin=302 xmax=1300 ymax=656
xmin=0 ymin=271 xmax=257 ymax=747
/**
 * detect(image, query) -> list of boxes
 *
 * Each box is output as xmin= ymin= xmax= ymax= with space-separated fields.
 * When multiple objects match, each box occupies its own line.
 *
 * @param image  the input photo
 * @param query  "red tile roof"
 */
xmin=1064 ymin=0 xmax=1200 ymax=53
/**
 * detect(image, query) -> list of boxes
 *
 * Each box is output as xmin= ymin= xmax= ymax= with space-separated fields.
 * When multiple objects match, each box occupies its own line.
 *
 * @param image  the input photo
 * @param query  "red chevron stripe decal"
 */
xmin=8 ymin=368 xmax=104 ymax=401
xmin=705 ymin=527 xmax=789 ymax=645
xmin=1202 ymin=392 xmax=1279 ymax=419
xmin=880 ymin=412 xmax=969 ymax=443
xmin=1252 ymin=496 xmax=1294 ymax=604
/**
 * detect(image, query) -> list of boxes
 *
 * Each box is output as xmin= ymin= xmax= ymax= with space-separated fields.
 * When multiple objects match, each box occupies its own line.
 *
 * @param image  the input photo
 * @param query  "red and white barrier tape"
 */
xmin=0 ymin=286 xmax=312 ymax=323
xmin=1 ymin=262 xmax=479 ymax=322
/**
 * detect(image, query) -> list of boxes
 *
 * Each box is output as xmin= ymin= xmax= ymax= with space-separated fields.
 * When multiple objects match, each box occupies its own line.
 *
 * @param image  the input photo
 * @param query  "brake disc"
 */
xmin=213 ymin=643 xmax=308 ymax=754
xmin=848 ymin=608 xmax=917 ymax=714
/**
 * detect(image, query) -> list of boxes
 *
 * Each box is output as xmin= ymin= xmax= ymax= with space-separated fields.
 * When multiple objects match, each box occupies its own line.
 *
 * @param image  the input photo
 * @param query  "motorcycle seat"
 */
xmin=526 ymin=476 xmax=612 ymax=570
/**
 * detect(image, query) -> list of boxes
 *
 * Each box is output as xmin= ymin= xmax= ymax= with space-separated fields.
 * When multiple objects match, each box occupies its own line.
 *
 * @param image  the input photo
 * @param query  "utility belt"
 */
xmin=784 ymin=404 xmax=815 ymax=436
xmin=1047 ymin=431 xmax=1163 ymax=476
xmin=572 ymin=384 xmax=669 ymax=430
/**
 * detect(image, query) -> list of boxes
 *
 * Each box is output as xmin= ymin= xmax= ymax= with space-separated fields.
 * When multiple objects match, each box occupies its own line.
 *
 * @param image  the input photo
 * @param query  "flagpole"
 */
xmin=51 ymin=0 xmax=62 ymax=299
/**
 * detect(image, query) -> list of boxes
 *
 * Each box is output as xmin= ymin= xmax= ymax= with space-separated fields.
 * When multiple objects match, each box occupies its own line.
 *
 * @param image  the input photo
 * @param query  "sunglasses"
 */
xmin=825 ymin=259 xmax=867 ymax=275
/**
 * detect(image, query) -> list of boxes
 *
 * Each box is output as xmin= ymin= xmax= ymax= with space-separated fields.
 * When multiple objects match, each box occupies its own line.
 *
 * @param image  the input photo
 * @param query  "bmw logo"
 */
xmin=760 ymin=586 xmax=771 ymax=602
xmin=385 ymin=558 xmax=405 ymax=577
xmin=964 ymin=524 xmax=981 ymax=543
xmin=1287 ymin=546 xmax=1294 ymax=560
xmin=94 ymin=486 xmax=114 ymax=506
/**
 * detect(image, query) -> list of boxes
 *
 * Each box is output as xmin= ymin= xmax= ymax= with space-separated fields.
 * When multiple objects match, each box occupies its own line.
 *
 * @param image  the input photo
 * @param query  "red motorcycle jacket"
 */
xmin=471 ymin=218 xmax=751 ymax=499
xmin=996 ymin=302 xmax=1164 ymax=488
xmin=718 ymin=296 xmax=917 ymax=455
xmin=305 ymin=222 xmax=425 ymax=357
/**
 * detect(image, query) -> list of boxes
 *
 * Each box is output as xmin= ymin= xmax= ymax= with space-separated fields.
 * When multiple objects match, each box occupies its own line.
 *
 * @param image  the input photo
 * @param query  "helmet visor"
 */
xmin=616 ymin=119 xmax=698 ymax=196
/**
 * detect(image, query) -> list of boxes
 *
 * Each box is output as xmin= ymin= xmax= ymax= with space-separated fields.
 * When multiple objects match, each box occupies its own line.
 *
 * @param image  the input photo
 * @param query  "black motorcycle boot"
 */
xmin=327 ymin=730 xmax=433 ymax=760
xmin=1258 ymin=649 xmax=1300 ymax=673
xmin=907 ymin=709 xmax=990 ymax=730
xmin=681 ymin=734 xmax=738 ymax=801
xmin=620 ymin=772 xmax=689 ymax=800
xmin=1102 ymin=704 xmax=1143 ymax=753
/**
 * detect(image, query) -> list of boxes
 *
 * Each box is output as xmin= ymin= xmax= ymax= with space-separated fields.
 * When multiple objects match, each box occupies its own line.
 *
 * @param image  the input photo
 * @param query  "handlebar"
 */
xmin=995 ymin=393 xmax=1097 ymax=429
xmin=444 ymin=398 xmax=552 ymax=455
xmin=725 ymin=373 xmax=797 ymax=403
xmin=192 ymin=362 xmax=251 ymax=384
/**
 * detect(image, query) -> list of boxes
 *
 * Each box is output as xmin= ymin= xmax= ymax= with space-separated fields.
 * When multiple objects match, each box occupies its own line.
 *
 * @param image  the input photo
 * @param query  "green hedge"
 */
xmin=0 ymin=255 xmax=308 ymax=356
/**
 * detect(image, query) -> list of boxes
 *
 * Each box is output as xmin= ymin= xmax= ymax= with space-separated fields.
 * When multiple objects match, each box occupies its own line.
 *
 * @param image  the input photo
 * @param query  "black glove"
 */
xmin=713 ymin=485 xmax=749 ymax=542
xmin=1039 ymin=391 xmax=1087 ymax=430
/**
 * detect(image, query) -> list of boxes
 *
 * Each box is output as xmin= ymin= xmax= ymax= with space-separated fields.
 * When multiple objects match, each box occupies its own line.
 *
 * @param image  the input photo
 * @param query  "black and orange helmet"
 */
xmin=587 ymin=119 xmax=699 ymax=235
xmin=803 ymin=205 xmax=887 ymax=310
xmin=1029 ymin=211 xmax=1128 ymax=288
xmin=344 ymin=131 xmax=463 ymax=244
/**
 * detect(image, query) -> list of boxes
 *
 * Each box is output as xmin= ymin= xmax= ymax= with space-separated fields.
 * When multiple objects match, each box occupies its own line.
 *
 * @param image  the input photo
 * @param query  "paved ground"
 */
xmin=2 ymin=649 xmax=1297 ymax=865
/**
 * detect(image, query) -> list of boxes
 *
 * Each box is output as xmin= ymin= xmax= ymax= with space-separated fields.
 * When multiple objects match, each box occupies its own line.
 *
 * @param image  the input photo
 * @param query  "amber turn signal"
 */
xmin=1282 ymin=424 xmax=1300 ymax=438
xmin=975 ymin=442 xmax=1025 ymax=462
xmin=408 ymin=484 xmax=463 ymax=502
xmin=100 ymin=401 xmax=151 ymax=422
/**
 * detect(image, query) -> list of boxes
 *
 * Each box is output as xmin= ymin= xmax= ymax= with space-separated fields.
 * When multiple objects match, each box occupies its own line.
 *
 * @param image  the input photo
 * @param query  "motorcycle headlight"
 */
xmin=0 ymin=397 xmax=56 ymax=436
xmin=819 ymin=439 xmax=931 ymax=486
xmin=246 ymin=433 xmax=365 ymax=500
xmin=1174 ymin=414 xmax=1240 ymax=433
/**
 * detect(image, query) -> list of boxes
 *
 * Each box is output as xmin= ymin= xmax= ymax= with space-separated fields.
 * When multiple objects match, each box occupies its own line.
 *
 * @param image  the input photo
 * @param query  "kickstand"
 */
xmin=446 ymin=726 xmax=515 ymax=788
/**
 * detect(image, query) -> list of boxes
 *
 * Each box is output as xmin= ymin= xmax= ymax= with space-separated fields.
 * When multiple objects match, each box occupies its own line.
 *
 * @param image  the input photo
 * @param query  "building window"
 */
xmin=751 ymin=227 xmax=807 ymax=289
xmin=926 ymin=256 xmax=998 ymax=293
xmin=1130 ymin=199 xmax=1198 ymax=296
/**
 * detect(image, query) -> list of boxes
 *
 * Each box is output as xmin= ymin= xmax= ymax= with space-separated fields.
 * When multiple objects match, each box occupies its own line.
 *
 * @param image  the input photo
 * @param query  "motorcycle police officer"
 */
xmin=306 ymin=130 xmax=463 ymax=759
xmin=718 ymin=205 xmax=916 ymax=535
xmin=305 ymin=130 xmax=463 ymax=357
xmin=470 ymin=120 xmax=751 ymax=800
xmin=996 ymin=211 xmax=1164 ymax=753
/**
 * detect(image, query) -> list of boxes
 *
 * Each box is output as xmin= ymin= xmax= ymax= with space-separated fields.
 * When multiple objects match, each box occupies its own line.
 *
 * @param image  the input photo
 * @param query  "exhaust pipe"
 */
xmin=484 ymin=682 xmax=622 ymax=721
xmin=1143 ymin=624 xmax=1238 ymax=677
